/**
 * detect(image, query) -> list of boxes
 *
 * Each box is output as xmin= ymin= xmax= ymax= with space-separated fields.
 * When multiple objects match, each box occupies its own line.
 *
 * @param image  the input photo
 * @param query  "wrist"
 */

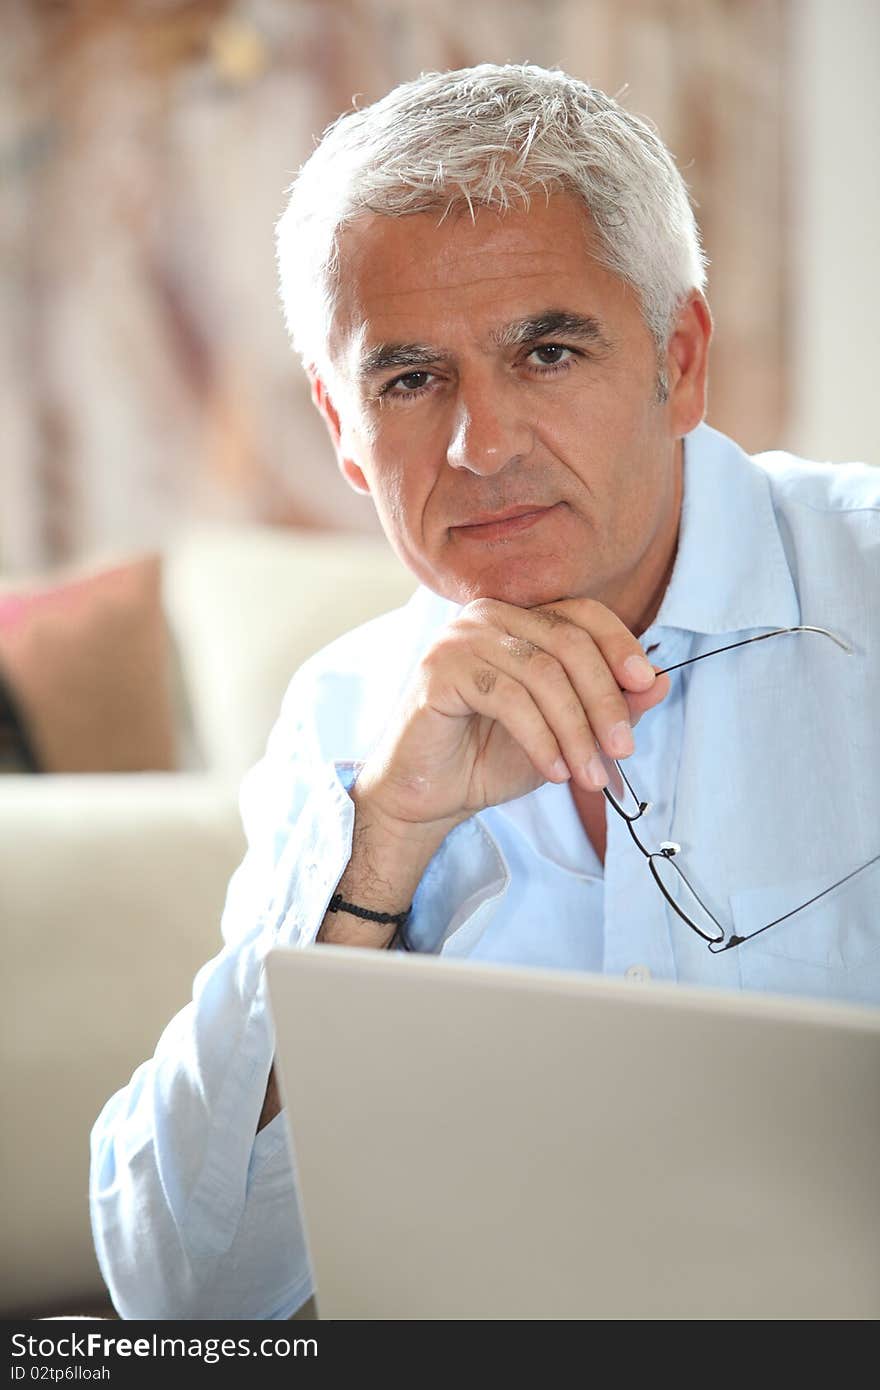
xmin=325 ymin=892 xmax=412 ymax=951
xmin=348 ymin=788 xmax=447 ymax=906
xmin=315 ymin=784 xmax=461 ymax=949
xmin=350 ymin=775 xmax=467 ymax=856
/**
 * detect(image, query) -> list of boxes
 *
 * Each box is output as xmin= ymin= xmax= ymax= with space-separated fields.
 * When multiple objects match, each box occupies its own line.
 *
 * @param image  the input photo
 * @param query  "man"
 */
xmin=90 ymin=63 xmax=880 ymax=1320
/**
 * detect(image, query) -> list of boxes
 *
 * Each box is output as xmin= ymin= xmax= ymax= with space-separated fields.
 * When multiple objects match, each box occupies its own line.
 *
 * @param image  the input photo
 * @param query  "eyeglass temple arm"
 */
xmin=655 ymin=625 xmax=852 ymax=677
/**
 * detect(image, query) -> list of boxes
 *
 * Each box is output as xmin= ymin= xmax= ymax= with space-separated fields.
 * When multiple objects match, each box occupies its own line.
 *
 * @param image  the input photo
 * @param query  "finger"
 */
xmin=461 ymin=628 xmax=609 ymax=791
xmin=451 ymin=665 xmax=574 ymax=786
xmin=497 ymin=601 xmax=647 ymax=763
xmin=626 ymin=670 xmax=671 ymax=727
xmin=531 ymin=598 xmax=661 ymax=691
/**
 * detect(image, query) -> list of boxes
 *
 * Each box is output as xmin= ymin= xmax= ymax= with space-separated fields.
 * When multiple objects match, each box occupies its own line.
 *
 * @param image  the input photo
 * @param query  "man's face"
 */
xmin=321 ymin=192 xmax=708 ymax=623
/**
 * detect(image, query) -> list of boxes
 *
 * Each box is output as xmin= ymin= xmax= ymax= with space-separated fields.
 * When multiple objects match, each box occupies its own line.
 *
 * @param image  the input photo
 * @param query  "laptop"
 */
xmin=265 ymin=944 xmax=880 ymax=1319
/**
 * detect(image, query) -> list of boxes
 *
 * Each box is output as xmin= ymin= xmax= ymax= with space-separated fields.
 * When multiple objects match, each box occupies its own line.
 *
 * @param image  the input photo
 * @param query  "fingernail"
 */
xmin=550 ymin=757 xmax=571 ymax=781
xmin=610 ymin=720 xmax=634 ymax=758
xmin=585 ymin=754 xmax=609 ymax=789
xmin=623 ymin=654 xmax=655 ymax=685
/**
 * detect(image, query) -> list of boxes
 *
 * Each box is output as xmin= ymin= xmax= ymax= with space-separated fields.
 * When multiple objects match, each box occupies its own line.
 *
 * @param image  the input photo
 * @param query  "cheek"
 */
xmin=383 ymin=474 xmax=411 ymax=534
xmin=539 ymin=377 xmax=635 ymax=450
xmin=366 ymin=416 xmax=444 ymax=538
xmin=362 ymin=448 xmax=420 ymax=539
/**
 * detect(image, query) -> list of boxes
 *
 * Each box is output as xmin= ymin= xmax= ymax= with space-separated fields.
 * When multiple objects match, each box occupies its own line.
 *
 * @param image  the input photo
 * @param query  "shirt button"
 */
xmin=624 ymin=964 xmax=652 ymax=982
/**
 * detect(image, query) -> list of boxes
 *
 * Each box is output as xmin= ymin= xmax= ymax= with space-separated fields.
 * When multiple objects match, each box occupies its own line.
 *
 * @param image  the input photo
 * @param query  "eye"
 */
xmin=381 ymin=370 xmax=434 ymax=398
xmin=527 ymin=343 xmax=575 ymax=369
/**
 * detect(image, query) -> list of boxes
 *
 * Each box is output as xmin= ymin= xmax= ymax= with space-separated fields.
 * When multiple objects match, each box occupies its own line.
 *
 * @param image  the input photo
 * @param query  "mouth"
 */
xmin=450 ymin=503 xmax=560 ymax=543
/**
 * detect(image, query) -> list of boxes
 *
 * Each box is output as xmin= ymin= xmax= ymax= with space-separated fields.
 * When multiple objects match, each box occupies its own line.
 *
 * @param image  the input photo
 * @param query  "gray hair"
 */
xmin=275 ymin=63 xmax=707 ymax=379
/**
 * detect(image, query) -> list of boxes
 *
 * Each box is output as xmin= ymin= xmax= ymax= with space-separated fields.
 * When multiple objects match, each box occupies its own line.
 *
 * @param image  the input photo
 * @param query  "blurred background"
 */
xmin=2 ymin=0 xmax=878 ymax=1319
xmin=2 ymin=0 xmax=878 ymax=575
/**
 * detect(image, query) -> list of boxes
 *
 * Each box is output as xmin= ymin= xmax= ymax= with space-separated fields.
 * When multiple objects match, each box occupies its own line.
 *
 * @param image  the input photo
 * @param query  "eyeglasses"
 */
xmin=601 ymin=625 xmax=880 ymax=953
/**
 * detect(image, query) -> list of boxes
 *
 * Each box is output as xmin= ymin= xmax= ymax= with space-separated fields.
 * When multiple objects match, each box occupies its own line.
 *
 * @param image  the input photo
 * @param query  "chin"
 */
xmin=440 ymin=563 xmax=586 ymax=610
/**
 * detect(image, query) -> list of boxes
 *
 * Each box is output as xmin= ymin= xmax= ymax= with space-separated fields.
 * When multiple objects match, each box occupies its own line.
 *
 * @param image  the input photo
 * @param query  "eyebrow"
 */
xmin=355 ymin=309 xmax=611 ymax=382
xmin=491 ymin=310 xmax=611 ymax=352
xmin=358 ymin=343 xmax=442 ymax=379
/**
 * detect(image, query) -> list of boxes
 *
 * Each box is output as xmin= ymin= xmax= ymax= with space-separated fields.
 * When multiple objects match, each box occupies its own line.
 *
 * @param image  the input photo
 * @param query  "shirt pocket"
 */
xmin=731 ymin=866 xmax=880 ymax=1006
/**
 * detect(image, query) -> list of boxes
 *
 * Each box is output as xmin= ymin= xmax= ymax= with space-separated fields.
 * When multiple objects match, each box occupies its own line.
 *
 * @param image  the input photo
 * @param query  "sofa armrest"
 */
xmin=0 ymin=773 xmax=246 ymax=1316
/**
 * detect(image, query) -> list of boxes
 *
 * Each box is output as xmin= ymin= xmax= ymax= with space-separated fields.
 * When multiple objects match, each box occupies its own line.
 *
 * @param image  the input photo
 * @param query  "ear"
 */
xmin=664 ymin=293 xmax=713 ymax=438
xmin=307 ymin=366 xmax=371 ymax=495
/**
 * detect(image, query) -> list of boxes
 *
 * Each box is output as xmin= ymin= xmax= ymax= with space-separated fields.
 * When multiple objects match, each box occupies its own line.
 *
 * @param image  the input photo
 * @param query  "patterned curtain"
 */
xmin=0 ymin=0 xmax=785 ymax=572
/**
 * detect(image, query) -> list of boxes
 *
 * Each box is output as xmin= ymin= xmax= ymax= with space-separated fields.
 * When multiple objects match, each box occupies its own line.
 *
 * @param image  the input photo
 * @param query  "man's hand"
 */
xmin=355 ymin=597 xmax=670 ymax=835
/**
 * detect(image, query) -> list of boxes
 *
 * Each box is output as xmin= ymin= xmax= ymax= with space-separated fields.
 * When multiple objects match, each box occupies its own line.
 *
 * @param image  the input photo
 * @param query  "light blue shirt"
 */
xmin=90 ymin=423 xmax=880 ymax=1319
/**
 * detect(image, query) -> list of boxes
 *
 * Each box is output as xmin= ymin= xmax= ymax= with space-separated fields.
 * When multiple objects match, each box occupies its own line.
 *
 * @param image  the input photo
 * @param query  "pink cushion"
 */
xmin=0 ymin=555 xmax=177 ymax=772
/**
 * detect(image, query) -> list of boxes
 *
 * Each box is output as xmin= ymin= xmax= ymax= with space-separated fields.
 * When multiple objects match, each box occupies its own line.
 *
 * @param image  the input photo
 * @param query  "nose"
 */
xmin=446 ymin=380 xmax=533 ymax=476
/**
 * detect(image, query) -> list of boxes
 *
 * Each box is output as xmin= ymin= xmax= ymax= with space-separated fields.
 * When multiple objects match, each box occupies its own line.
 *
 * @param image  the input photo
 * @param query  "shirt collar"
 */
xmin=648 ymin=422 xmax=800 ymax=639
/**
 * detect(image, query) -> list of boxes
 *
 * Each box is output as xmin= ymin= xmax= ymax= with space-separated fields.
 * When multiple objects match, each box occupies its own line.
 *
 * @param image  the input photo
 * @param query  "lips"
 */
xmin=451 ymin=503 xmax=558 ymax=542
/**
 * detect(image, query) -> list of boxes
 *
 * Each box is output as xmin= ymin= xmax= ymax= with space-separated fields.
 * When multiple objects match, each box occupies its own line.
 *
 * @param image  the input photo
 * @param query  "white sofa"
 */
xmin=0 ymin=524 xmax=417 ymax=1316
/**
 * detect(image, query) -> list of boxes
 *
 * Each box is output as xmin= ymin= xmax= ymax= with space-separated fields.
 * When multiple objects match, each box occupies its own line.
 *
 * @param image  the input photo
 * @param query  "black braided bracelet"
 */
xmin=327 ymin=893 xmax=411 ymax=929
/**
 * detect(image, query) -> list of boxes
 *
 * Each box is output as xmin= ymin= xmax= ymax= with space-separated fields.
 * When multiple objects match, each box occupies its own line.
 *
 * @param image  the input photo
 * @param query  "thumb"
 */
xmin=625 ymin=669 xmax=671 ymax=728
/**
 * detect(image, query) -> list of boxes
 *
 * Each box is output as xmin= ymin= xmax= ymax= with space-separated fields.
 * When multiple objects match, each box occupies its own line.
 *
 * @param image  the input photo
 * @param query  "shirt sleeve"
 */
xmin=88 ymin=608 xmax=512 ymax=1320
xmin=89 ymin=666 xmax=357 ymax=1320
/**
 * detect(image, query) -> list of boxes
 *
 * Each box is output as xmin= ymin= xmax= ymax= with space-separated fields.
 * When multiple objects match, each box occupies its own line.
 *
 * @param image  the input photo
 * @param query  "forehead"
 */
xmin=328 ymin=192 xmax=643 ymax=368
